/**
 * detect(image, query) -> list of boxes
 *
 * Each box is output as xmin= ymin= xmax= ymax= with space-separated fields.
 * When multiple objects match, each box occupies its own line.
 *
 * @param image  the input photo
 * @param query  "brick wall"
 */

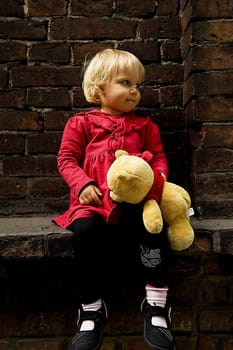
xmin=181 ymin=0 xmax=233 ymax=218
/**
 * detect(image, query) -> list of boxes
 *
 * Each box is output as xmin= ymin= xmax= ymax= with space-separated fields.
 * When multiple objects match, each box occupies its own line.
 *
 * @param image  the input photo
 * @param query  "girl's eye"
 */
xmin=122 ymin=80 xmax=130 ymax=86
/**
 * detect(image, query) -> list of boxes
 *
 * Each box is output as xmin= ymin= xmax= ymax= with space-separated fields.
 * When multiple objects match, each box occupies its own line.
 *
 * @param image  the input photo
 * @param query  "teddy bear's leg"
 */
xmin=143 ymin=199 xmax=163 ymax=234
xmin=167 ymin=215 xmax=194 ymax=251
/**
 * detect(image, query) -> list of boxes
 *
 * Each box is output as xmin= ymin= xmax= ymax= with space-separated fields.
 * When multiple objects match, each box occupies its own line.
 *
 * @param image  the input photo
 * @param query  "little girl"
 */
xmin=53 ymin=49 xmax=174 ymax=350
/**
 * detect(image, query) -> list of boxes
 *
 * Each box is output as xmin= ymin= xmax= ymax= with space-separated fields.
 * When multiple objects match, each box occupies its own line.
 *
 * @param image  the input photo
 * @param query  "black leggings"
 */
xmin=68 ymin=204 xmax=170 ymax=304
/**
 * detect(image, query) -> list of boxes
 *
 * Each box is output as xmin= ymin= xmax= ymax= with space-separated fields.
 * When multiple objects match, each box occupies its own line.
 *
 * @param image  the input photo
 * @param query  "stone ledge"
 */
xmin=0 ymin=216 xmax=232 ymax=259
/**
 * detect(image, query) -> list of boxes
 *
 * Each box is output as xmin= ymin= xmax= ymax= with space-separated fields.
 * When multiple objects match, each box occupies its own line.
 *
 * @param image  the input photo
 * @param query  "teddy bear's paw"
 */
xmin=167 ymin=216 xmax=194 ymax=251
xmin=143 ymin=199 xmax=163 ymax=234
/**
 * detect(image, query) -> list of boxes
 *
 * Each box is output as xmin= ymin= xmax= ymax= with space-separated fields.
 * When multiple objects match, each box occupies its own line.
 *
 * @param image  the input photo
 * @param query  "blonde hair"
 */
xmin=82 ymin=49 xmax=145 ymax=104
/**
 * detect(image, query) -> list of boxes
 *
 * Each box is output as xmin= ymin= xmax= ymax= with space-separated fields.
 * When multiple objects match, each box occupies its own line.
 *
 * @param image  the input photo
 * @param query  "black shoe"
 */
xmin=141 ymin=299 xmax=174 ymax=350
xmin=68 ymin=301 xmax=108 ymax=350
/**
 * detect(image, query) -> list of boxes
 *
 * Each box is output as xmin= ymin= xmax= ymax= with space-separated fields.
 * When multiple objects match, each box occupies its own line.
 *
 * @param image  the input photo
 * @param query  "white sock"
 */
xmin=79 ymin=299 xmax=102 ymax=331
xmin=146 ymin=284 xmax=168 ymax=328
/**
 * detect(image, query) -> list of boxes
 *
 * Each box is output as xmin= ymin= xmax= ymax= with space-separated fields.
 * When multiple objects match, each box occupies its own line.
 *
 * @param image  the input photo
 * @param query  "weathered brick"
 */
xmin=26 ymin=133 xmax=62 ymax=154
xmin=43 ymin=111 xmax=72 ymax=131
xmin=11 ymin=67 xmax=81 ymax=87
xmin=118 ymin=41 xmax=160 ymax=63
xmin=27 ymin=88 xmax=71 ymax=108
xmin=160 ymin=86 xmax=183 ymax=106
xmin=71 ymin=0 xmax=113 ymax=16
xmin=218 ymin=230 xmax=233 ymax=255
xmin=0 ymin=342 xmax=11 ymax=350
xmin=120 ymin=336 xmax=147 ymax=350
xmin=139 ymin=17 xmax=181 ymax=39
xmin=27 ymin=0 xmax=67 ymax=16
xmin=157 ymin=0 xmax=178 ymax=15
xmin=0 ymin=178 xmax=26 ymax=198
xmin=29 ymin=43 xmax=70 ymax=63
xmin=145 ymin=63 xmax=183 ymax=84
xmin=27 ymin=177 xmax=68 ymax=198
xmin=0 ymin=70 xmax=8 ymax=88
xmin=180 ymin=0 xmax=192 ymax=32
xmin=140 ymin=86 xmax=159 ymax=107
xmin=183 ymin=72 xmax=233 ymax=104
xmin=204 ymin=124 xmax=233 ymax=148
xmin=0 ymin=20 xmax=47 ymax=40
xmin=193 ymin=149 xmax=233 ymax=172
xmin=116 ymin=0 xmax=156 ymax=16
xmin=0 ymin=0 xmax=24 ymax=17
xmin=170 ymin=307 xmax=193 ymax=332
xmin=199 ymin=308 xmax=233 ymax=332
xmin=3 ymin=155 xmax=58 ymax=176
xmin=72 ymin=42 xmax=113 ymax=65
xmin=192 ymin=0 xmax=233 ymax=18
xmin=0 ymin=89 xmax=25 ymax=108
xmin=16 ymin=339 xmax=62 ymax=350
xmin=194 ymin=173 xmax=233 ymax=199
xmin=186 ymin=98 xmax=233 ymax=122
xmin=187 ymin=46 xmax=233 ymax=75
xmin=0 ymin=42 xmax=27 ymax=62
xmin=0 ymin=111 xmax=43 ymax=131
xmin=73 ymin=86 xmax=88 ymax=108
xmin=161 ymin=40 xmax=181 ymax=62
xmin=193 ymin=20 xmax=233 ymax=43
xmin=197 ymin=335 xmax=218 ymax=350
xmin=50 ymin=18 xmax=137 ymax=40
xmin=0 ymin=134 xmax=25 ymax=154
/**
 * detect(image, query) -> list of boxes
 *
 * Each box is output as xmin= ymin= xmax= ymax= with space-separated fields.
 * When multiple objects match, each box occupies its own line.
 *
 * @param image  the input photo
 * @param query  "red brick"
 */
xmin=116 ymin=0 xmax=156 ymax=16
xmin=198 ymin=335 xmax=218 ymax=350
xmin=29 ymin=43 xmax=70 ymax=63
xmin=43 ymin=111 xmax=72 ymax=131
xmin=27 ymin=88 xmax=71 ymax=108
xmin=145 ymin=63 xmax=183 ymax=84
xmin=16 ymin=339 xmax=62 ymax=349
xmin=0 ymin=178 xmax=26 ymax=198
xmin=71 ymin=0 xmax=113 ymax=16
xmin=0 ymin=111 xmax=43 ymax=131
xmin=50 ymin=18 xmax=137 ymax=40
xmin=0 ymin=20 xmax=47 ymax=40
xmin=193 ymin=20 xmax=233 ymax=43
xmin=170 ymin=307 xmax=193 ymax=332
xmin=193 ymin=0 xmax=233 ymax=18
xmin=11 ymin=66 xmax=81 ymax=87
xmin=0 ymin=69 xmax=8 ymax=88
xmin=118 ymin=41 xmax=160 ymax=62
xmin=0 ymin=134 xmax=25 ymax=154
xmin=186 ymin=98 xmax=233 ymax=122
xmin=183 ymin=72 xmax=233 ymax=104
xmin=27 ymin=0 xmax=67 ymax=16
xmin=3 ymin=155 xmax=58 ymax=176
xmin=27 ymin=177 xmax=68 ymax=198
xmin=194 ymin=173 xmax=233 ymax=199
xmin=0 ymin=89 xmax=25 ymax=108
xmin=204 ymin=124 xmax=233 ymax=148
xmin=139 ymin=17 xmax=181 ymax=39
xmin=121 ymin=336 xmax=147 ymax=350
xmin=26 ymin=133 xmax=62 ymax=154
xmin=0 ymin=42 xmax=27 ymax=62
xmin=140 ymin=86 xmax=159 ymax=107
xmin=160 ymin=86 xmax=183 ymax=106
xmin=193 ymin=149 xmax=233 ymax=172
xmin=199 ymin=308 xmax=233 ymax=331
xmin=72 ymin=42 xmax=113 ymax=65
xmin=0 ymin=0 xmax=24 ymax=17
xmin=157 ymin=0 xmax=178 ymax=15
xmin=161 ymin=40 xmax=181 ymax=62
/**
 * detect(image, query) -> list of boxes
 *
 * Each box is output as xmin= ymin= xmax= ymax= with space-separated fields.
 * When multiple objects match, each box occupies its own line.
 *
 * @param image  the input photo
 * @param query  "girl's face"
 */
xmin=99 ymin=68 xmax=142 ymax=116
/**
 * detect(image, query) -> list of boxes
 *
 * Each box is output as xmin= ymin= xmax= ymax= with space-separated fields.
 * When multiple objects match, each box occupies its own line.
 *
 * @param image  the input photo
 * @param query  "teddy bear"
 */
xmin=107 ymin=150 xmax=194 ymax=251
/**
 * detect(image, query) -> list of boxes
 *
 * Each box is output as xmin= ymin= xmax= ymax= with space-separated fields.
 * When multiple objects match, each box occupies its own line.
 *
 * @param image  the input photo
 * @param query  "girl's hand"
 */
xmin=79 ymin=184 xmax=103 ymax=205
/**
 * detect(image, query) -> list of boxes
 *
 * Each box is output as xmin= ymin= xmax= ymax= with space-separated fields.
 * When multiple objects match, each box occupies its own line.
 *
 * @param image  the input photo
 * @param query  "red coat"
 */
xmin=53 ymin=109 xmax=168 ymax=228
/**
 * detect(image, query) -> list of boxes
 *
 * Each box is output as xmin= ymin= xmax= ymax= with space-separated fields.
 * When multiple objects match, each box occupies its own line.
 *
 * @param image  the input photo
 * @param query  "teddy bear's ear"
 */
xmin=115 ymin=150 xmax=128 ymax=159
